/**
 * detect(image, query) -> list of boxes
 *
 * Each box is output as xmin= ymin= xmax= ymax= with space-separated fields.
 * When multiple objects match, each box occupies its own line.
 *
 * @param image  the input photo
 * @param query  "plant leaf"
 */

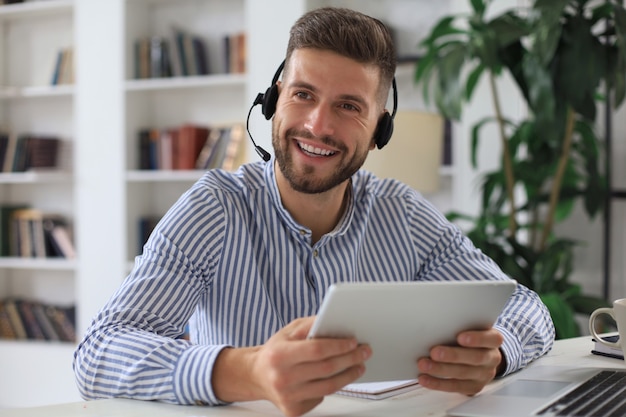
xmin=540 ymin=292 xmax=580 ymax=339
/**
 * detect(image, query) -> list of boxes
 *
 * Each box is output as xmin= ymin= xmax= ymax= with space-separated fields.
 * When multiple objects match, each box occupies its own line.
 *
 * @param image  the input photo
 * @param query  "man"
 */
xmin=73 ymin=7 xmax=555 ymax=417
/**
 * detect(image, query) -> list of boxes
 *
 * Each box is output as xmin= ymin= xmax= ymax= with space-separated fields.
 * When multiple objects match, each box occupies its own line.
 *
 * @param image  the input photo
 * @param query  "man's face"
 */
xmin=271 ymin=48 xmax=382 ymax=194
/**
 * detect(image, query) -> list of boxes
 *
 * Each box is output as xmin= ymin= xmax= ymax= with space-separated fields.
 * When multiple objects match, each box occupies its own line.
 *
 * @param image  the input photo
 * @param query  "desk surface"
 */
xmin=3 ymin=336 xmax=622 ymax=417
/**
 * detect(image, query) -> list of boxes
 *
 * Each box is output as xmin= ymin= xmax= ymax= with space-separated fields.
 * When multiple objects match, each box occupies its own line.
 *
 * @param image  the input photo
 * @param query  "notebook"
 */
xmin=448 ymin=365 xmax=626 ymax=416
xmin=591 ymin=334 xmax=624 ymax=360
xmin=307 ymin=280 xmax=516 ymax=383
xmin=337 ymin=379 xmax=421 ymax=400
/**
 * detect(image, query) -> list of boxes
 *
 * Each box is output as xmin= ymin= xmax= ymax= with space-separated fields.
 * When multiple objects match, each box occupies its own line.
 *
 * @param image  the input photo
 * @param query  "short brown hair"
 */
xmin=285 ymin=7 xmax=396 ymax=105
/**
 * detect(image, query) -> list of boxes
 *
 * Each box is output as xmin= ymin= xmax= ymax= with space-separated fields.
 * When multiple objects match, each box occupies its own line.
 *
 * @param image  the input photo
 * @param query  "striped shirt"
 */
xmin=73 ymin=160 xmax=555 ymax=406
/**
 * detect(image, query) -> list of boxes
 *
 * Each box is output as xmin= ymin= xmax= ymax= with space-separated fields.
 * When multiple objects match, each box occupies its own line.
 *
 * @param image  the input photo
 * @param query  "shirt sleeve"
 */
xmin=406 ymin=193 xmax=555 ymax=374
xmin=73 ymin=185 xmax=232 ymax=406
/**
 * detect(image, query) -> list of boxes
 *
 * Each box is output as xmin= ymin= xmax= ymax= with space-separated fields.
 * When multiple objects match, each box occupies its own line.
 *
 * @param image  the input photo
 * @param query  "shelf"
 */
xmin=0 ymin=0 xmax=73 ymax=21
xmin=0 ymin=257 xmax=76 ymax=271
xmin=124 ymin=74 xmax=246 ymax=93
xmin=0 ymin=84 xmax=74 ymax=99
xmin=0 ymin=171 xmax=72 ymax=184
xmin=126 ymin=169 xmax=205 ymax=182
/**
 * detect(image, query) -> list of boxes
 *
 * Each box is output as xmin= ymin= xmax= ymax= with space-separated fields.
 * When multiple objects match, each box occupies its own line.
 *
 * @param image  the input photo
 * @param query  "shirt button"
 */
xmin=300 ymin=229 xmax=306 ymax=235
xmin=313 ymin=250 xmax=319 ymax=257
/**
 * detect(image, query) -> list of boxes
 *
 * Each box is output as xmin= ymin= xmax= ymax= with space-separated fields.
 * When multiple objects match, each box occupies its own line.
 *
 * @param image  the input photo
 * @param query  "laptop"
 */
xmin=307 ymin=280 xmax=516 ymax=383
xmin=448 ymin=364 xmax=626 ymax=416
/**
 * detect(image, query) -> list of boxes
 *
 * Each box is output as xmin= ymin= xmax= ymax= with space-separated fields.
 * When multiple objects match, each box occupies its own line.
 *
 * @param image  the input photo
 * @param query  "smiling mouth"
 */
xmin=297 ymin=141 xmax=337 ymax=157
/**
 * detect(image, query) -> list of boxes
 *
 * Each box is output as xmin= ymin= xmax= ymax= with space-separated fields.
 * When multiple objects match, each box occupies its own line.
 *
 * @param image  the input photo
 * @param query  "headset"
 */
xmin=246 ymin=59 xmax=398 ymax=162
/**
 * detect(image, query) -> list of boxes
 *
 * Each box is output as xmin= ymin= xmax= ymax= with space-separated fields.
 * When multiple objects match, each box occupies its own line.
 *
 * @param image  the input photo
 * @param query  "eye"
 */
xmin=295 ymin=91 xmax=311 ymax=100
xmin=340 ymin=102 xmax=359 ymax=112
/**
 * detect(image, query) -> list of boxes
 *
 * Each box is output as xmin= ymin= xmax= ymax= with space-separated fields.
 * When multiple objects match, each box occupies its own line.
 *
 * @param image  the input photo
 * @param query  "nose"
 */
xmin=304 ymin=103 xmax=335 ymax=138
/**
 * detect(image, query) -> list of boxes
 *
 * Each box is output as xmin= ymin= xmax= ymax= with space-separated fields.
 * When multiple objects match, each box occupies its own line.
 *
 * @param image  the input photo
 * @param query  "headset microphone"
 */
xmin=245 ymin=93 xmax=271 ymax=162
xmin=246 ymin=59 xmax=397 ymax=162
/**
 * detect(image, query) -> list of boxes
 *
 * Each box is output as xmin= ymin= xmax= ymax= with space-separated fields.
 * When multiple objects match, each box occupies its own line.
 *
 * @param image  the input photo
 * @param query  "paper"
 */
xmin=337 ymin=379 xmax=421 ymax=400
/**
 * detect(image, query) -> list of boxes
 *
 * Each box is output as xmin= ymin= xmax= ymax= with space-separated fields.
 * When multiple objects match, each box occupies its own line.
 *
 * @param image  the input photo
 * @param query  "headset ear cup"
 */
xmin=374 ymin=112 xmax=394 ymax=149
xmin=261 ymin=84 xmax=279 ymax=120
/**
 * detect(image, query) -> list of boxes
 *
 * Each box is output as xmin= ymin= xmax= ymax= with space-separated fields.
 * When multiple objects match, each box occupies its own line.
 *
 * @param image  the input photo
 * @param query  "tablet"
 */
xmin=307 ymin=280 xmax=516 ymax=383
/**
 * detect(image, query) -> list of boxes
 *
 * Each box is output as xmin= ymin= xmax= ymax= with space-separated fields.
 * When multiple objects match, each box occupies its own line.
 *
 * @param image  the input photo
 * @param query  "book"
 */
xmin=137 ymin=128 xmax=152 ymax=170
xmin=31 ymin=302 xmax=61 ymax=341
xmin=10 ymin=208 xmax=51 ymax=258
xmin=2 ymin=132 xmax=17 ymax=172
xmin=55 ymin=47 xmax=74 ymax=85
xmin=0 ymin=301 xmax=17 ymax=339
xmin=42 ymin=215 xmax=76 ymax=259
xmin=11 ymin=208 xmax=37 ymax=257
xmin=195 ymin=128 xmax=220 ymax=169
xmin=201 ymin=127 xmax=231 ymax=170
xmin=227 ymin=32 xmax=246 ymax=74
xmin=17 ymin=300 xmax=46 ymax=340
xmin=3 ymin=299 xmax=27 ymax=339
xmin=0 ymin=132 xmax=8 ymax=165
xmin=26 ymin=136 xmax=60 ymax=169
xmin=220 ymin=124 xmax=245 ymax=171
xmin=591 ymin=334 xmax=624 ymax=360
xmin=0 ymin=204 xmax=29 ymax=256
xmin=175 ymin=124 xmax=209 ymax=170
xmin=45 ymin=304 xmax=76 ymax=342
xmin=50 ymin=48 xmax=64 ymax=85
xmin=158 ymin=129 xmax=175 ymax=170
xmin=337 ymin=380 xmax=421 ymax=400
xmin=192 ymin=37 xmax=209 ymax=75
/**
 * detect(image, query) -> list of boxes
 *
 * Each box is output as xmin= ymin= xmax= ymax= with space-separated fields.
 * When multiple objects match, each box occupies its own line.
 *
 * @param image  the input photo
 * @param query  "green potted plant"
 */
xmin=414 ymin=0 xmax=626 ymax=338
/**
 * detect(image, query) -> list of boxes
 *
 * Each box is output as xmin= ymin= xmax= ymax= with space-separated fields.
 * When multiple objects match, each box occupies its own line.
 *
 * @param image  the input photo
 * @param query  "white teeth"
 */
xmin=298 ymin=141 xmax=336 ymax=156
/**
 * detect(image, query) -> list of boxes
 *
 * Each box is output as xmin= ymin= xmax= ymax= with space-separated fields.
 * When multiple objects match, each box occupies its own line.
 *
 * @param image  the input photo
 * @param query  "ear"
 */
xmin=368 ymin=136 xmax=377 ymax=151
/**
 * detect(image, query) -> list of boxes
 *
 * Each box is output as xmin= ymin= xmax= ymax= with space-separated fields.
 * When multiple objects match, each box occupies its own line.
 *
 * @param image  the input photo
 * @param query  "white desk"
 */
xmin=2 ymin=336 xmax=621 ymax=417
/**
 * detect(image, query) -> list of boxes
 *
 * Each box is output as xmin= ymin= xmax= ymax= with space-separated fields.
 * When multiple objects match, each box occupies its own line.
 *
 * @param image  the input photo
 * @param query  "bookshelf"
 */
xmin=0 ymin=0 xmax=519 ymax=409
xmin=0 ymin=0 xmax=78 ymax=408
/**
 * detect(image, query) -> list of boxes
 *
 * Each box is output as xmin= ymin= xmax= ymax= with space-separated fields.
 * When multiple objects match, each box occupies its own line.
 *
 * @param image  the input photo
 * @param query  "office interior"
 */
xmin=0 ymin=0 xmax=625 ymax=410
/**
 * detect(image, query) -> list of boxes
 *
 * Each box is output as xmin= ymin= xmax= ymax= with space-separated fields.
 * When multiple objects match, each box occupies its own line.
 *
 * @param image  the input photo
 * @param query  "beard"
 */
xmin=272 ymin=123 xmax=369 ymax=194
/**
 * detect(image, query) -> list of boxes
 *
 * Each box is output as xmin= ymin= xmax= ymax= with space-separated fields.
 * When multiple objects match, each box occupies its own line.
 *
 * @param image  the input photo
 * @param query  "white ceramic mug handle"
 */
xmin=589 ymin=308 xmax=621 ymax=348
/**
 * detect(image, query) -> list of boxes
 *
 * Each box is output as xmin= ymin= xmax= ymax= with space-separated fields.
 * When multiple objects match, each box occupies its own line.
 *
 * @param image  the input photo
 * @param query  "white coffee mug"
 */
xmin=589 ymin=298 xmax=626 ymax=359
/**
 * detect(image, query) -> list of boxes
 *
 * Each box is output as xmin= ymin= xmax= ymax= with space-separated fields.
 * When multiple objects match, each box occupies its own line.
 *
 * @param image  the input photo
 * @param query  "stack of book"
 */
xmin=134 ymin=36 xmax=175 ymax=79
xmin=134 ymin=27 xmax=210 ymax=79
xmin=0 ymin=134 xmax=62 ymax=173
xmin=137 ymin=123 xmax=245 ymax=172
xmin=0 ymin=298 xmax=75 ymax=342
xmin=0 ymin=206 xmax=75 ymax=259
xmin=172 ymin=27 xmax=209 ymax=77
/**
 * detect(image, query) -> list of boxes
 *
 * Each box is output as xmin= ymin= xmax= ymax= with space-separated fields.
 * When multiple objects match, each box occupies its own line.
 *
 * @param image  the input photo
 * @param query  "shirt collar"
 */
xmin=263 ymin=160 xmax=356 ymax=239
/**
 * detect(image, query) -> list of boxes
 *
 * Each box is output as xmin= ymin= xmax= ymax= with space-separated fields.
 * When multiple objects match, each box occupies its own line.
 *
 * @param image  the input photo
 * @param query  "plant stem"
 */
xmin=539 ymin=108 xmax=576 ymax=250
xmin=488 ymin=72 xmax=517 ymax=236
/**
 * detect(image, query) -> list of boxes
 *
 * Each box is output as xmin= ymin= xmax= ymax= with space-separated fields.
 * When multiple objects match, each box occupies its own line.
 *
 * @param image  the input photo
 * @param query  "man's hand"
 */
xmin=213 ymin=316 xmax=372 ymax=417
xmin=416 ymin=328 xmax=504 ymax=396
